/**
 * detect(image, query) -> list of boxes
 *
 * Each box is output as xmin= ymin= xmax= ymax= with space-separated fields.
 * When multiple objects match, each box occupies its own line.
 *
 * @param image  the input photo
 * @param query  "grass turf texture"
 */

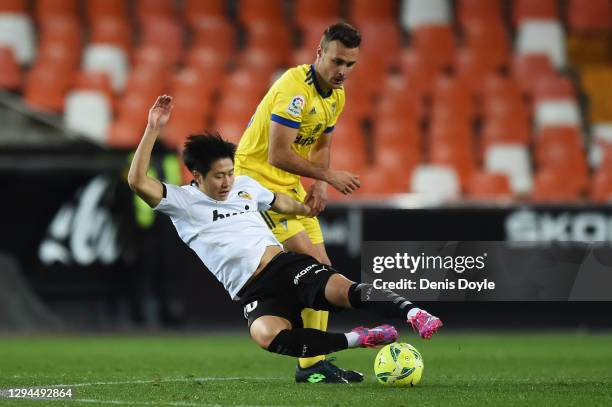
xmin=1 ymin=333 xmax=611 ymax=406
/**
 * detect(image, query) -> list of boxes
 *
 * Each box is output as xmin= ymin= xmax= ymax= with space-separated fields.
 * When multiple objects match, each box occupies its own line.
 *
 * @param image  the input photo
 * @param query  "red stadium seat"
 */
xmin=431 ymin=74 xmax=475 ymax=121
xmin=132 ymin=45 xmax=171 ymax=72
xmin=86 ymin=0 xmax=127 ymax=24
xmin=463 ymin=21 xmax=510 ymax=70
xmin=0 ymin=0 xmax=26 ymax=13
xmin=170 ymin=67 xmax=216 ymax=103
xmin=457 ymin=0 xmax=503 ymax=28
xmin=377 ymin=74 xmax=425 ymax=120
xmin=372 ymin=117 xmax=421 ymax=152
xmin=186 ymin=46 xmax=228 ymax=88
xmin=348 ymin=0 xmax=396 ymax=24
xmin=35 ymin=0 xmax=78 ymax=21
xmin=330 ymin=142 xmax=368 ymax=175
xmin=511 ymin=53 xmax=556 ymax=97
xmin=235 ymin=47 xmax=278 ymax=79
xmin=454 ymin=48 xmax=498 ymax=97
xmin=357 ymin=166 xmax=410 ymax=196
xmin=136 ymin=0 xmax=176 ymax=24
xmin=24 ymin=66 xmax=71 ymax=112
xmin=245 ymin=21 xmax=291 ymax=67
xmin=39 ymin=16 xmax=82 ymax=53
xmin=481 ymin=115 xmax=531 ymax=150
xmin=140 ymin=17 xmax=184 ymax=65
xmin=164 ymin=94 xmax=208 ymax=149
xmin=74 ymin=71 xmax=113 ymax=101
xmin=124 ymin=66 xmax=168 ymax=104
xmin=220 ymin=68 xmax=269 ymax=103
xmin=567 ymin=0 xmax=612 ymax=32
xmin=411 ymin=25 xmax=456 ymax=71
xmin=184 ymin=0 xmax=225 ymax=25
xmin=238 ymin=0 xmax=284 ymax=26
xmin=340 ymin=80 xmax=374 ymax=122
xmin=532 ymin=74 xmax=576 ymax=103
xmin=214 ymin=114 xmax=248 ymax=145
xmin=90 ymin=17 xmax=132 ymax=53
xmin=299 ymin=20 xmax=336 ymax=50
xmin=429 ymin=143 xmax=475 ymax=189
xmin=357 ymin=22 xmax=401 ymax=68
xmin=466 ymin=171 xmax=512 ymax=200
xmin=513 ymin=0 xmax=559 ymax=26
xmin=481 ymin=75 xmax=528 ymax=120
xmin=191 ymin=17 xmax=236 ymax=59
xmin=591 ymin=169 xmax=612 ymax=203
xmin=373 ymin=145 xmax=420 ymax=182
xmin=399 ymin=49 xmax=439 ymax=100
xmin=0 ymin=47 xmax=21 ymax=90
xmin=294 ymin=0 xmax=341 ymax=30
xmin=346 ymin=58 xmax=388 ymax=100
xmin=108 ymin=120 xmax=143 ymax=148
xmin=532 ymin=169 xmax=583 ymax=202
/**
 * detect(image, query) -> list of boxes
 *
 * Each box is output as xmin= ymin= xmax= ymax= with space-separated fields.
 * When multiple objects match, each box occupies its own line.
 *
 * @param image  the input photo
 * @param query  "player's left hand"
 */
xmin=304 ymin=181 xmax=327 ymax=216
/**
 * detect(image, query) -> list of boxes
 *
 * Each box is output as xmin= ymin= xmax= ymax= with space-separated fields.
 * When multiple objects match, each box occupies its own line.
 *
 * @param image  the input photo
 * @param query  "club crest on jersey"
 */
xmin=331 ymin=102 xmax=337 ymax=114
xmin=238 ymin=191 xmax=252 ymax=200
xmin=309 ymin=107 xmax=316 ymax=115
xmin=287 ymin=95 xmax=305 ymax=117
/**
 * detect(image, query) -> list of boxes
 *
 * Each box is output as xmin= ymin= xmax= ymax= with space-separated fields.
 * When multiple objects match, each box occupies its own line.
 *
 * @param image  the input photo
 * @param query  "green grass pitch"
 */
xmin=1 ymin=332 xmax=611 ymax=406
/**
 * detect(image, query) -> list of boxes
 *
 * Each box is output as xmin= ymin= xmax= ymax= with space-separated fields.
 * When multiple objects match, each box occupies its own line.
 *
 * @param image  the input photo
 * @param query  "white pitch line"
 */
xmin=43 ymin=376 xmax=285 ymax=388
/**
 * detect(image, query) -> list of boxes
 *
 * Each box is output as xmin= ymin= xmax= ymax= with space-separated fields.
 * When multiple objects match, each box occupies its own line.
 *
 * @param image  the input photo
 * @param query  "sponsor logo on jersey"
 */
xmin=238 ymin=191 xmax=252 ymax=200
xmin=287 ymin=95 xmax=306 ymax=117
xmin=309 ymin=107 xmax=316 ymax=115
xmin=293 ymin=135 xmax=316 ymax=146
xmin=212 ymin=207 xmax=250 ymax=222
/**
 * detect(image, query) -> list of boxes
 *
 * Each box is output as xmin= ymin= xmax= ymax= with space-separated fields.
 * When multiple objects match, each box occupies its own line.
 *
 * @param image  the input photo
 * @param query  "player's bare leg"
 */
xmin=282 ymin=232 xmax=363 ymax=382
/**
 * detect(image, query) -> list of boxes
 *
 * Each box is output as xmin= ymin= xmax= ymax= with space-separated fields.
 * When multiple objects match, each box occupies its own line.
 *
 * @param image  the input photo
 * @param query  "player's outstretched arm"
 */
xmin=269 ymin=122 xmax=360 ymax=194
xmin=127 ymin=95 xmax=173 ymax=208
xmin=271 ymin=192 xmax=315 ymax=216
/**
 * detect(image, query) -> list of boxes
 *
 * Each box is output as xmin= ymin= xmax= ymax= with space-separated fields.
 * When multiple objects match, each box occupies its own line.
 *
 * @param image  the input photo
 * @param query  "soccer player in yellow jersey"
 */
xmin=234 ymin=23 xmax=362 ymax=383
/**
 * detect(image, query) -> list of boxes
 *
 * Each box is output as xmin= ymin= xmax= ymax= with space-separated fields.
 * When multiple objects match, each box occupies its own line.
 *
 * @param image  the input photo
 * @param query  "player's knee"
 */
xmin=324 ymin=273 xmax=354 ymax=308
xmin=249 ymin=317 xmax=291 ymax=350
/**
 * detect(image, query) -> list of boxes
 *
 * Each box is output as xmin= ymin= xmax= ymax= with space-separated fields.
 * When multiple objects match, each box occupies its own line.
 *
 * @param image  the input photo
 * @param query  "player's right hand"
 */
xmin=325 ymin=170 xmax=361 ymax=195
xmin=147 ymin=95 xmax=173 ymax=130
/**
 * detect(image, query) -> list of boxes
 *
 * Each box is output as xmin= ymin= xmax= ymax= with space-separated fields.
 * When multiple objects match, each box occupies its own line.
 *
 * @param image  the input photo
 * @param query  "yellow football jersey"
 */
xmin=234 ymin=64 xmax=345 ymax=191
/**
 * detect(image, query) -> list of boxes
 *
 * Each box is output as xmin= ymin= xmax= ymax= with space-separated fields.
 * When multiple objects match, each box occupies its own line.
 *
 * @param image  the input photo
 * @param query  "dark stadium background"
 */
xmin=2 ymin=0 xmax=612 ymax=333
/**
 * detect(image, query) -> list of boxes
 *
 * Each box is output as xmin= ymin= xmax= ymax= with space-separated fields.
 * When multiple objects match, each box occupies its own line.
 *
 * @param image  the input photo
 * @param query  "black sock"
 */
xmin=267 ymin=328 xmax=348 ymax=358
xmin=347 ymin=283 xmax=417 ymax=319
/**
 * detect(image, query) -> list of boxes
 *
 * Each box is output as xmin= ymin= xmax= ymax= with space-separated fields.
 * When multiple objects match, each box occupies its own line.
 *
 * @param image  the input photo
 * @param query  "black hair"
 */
xmin=321 ymin=22 xmax=361 ymax=49
xmin=182 ymin=132 xmax=236 ymax=177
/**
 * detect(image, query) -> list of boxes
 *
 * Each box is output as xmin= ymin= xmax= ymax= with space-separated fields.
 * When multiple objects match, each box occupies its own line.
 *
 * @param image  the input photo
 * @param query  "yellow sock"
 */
xmin=298 ymin=308 xmax=326 ymax=368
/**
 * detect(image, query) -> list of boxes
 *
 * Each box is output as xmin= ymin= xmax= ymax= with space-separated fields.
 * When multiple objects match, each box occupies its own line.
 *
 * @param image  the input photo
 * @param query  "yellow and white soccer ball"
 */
xmin=374 ymin=342 xmax=424 ymax=386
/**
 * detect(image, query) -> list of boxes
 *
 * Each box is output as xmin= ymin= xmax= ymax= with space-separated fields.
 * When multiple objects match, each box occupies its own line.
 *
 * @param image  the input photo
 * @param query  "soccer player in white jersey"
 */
xmin=128 ymin=96 xmax=442 ymax=382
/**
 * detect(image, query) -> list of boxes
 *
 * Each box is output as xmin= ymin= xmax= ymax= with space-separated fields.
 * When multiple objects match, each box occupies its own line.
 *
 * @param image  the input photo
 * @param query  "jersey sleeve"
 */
xmin=325 ymin=90 xmax=346 ymax=134
xmin=269 ymin=75 xmax=309 ymax=130
xmin=153 ymin=183 xmax=192 ymax=219
xmin=241 ymin=176 xmax=276 ymax=211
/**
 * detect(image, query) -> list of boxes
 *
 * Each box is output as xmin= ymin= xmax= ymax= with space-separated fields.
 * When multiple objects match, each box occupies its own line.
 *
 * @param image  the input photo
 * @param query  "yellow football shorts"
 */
xmin=260 ymin=184 xmax=324 ymax=244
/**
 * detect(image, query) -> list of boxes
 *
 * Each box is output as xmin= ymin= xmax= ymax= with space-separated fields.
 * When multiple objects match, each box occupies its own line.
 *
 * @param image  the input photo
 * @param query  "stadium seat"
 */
xmin=86 ymin=0 xmax=127 ymax=23
xmin=294 ymin=0 xmax=341 ymax=30
xmin=346 ymin=58 xmax=388 ymax=100
xmin=73 ymin=71 xmax=113 ymax=104
xmin=90 ymin=17 xmax=132 ymax=54
xmin=589 ymin=124 xmax=612 ymax=168
xmin=511 ymin=53 xmax=556 ymax=97
xmin=0 ymin=47 xmax=21 ymax=90
xmin=534 ymin=100 xmax=582 ymax=131
xmin=372 ymin=116 xmax=421 ymax=152
xmin=454 ymin=48 xmax=498 ymax=97
xmin=220 ymin=68 xmax=269 ymax=103
xmin=481 ymin=75 xmax=528 ymax=120
xmin=337 ymin=81 xmax=373 ymax=122
xmin=115 ymin=92 xmax=152 ymax=131
xmin=39 ymin=16 xmax=82 ymax=54
xmin=0 ymin=13 xmax=35 ymax=65
xmin=484 ymin=143 xmax=533 ymax=195
xmin=481 ymin=115 xmax=531 ymax=152
xmin=238 ymin=0 xmax=283 ymax=26
xmin=466 ymin=171 xmax=512 ymax=200
xmin=0 ymin=0 xmax=26 ymax=13
xmin=513 ymin=0 xmax=558 ymax=26
xmin=462 ymin=21 xmax=510 ymax=70
xmin=136 ymin=0 xmax=176 ymax=24
xmin=298 ymin=20 xmax=335 ymax=50
xmin=170 ymin=67 xmax=216 ymax=106
xmin=82 ymin=44 xmax=129 ymax=93
xmin=532 ymin=169 xmax=583 ymax=202
xmin=457 ymin=0 xmax=503 ymax=29
xmin=591 ymin=169 xmax=612 ymax=203
xmin=357 ymin=166 xmax=410 ymax=196
xmin=567 ymin=0 xmax=612 ymax=32
xmin=400 ymin=0 xmax=451 ymax=30
xmin=245 ymin=21 xmax=291 ymax=67
xmin=123 ymin=66 xmax=168 ymax=104
xmin=184 ymin=0 xmax=225 ymax=25
xmin=64 ymin=90 xmax=112 ymax=143
xmin=429 ymin=143 xmax=475 ymax=189
xmin=349 ymin=0 xmax=396 ymax=24
xmin=132 ymin=45 xmax=171 ymax=72
xmin=410 ymin=25 xmax=456 ymax=70
xmin=108 ymin=119 xmax=144 ymax=148
xmin=377 ymin=74 xmax=425 ymax=120
xmin=431 ymin=74 xmax=475 ymax=121
xmin=330 ymin=140 xmax=368 ymax=175
xmin=24 ymin=66 xmax=71 ymax=111
xmin=410 ymin=165 xmax=461 ymax=201
xmin=516 ymin=20 xmax=566 ymax=69
xmin=357 ymin=22 xmax=402 ymax=68
xmin=191 ymin=17 xmax=236 ymax=58
xmin=399 ymin=49 xmax=439 ymax=99
xmin=35 ymin=0 xmax=78 ymax=21
xmin=164 ymin=94 xmax=208 ymax=148
xmin=374 ymin=144 xmax=420 ymax=177
xmin=140 ymin=17 xmax=184 ymax=65
xmin=531 ymin=74 xmax=575 ymax=103
xmin=187 ymin=46 xmax=228 ymax=88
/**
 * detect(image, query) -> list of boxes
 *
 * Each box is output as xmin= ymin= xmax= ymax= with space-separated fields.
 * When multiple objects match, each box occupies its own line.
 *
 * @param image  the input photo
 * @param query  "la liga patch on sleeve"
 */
xmin=287 ymin=95 xmax=306 ymax=117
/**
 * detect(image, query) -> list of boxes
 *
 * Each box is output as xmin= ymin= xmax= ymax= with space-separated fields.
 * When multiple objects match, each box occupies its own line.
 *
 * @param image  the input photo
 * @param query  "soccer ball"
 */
xmin=374 ymin=342 xmax=424 ymax=386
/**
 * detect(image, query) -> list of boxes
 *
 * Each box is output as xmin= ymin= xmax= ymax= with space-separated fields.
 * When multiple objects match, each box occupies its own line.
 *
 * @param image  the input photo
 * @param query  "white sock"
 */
xmin=344 ymin=332 xmax=361 ymax=348
xmin=407 ymin=307 xmax=422 ymax=320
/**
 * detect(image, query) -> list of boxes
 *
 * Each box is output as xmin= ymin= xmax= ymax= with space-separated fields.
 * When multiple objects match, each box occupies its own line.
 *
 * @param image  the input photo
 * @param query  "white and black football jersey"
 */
xmin=154 ymin=175 xmax=282 ymax=299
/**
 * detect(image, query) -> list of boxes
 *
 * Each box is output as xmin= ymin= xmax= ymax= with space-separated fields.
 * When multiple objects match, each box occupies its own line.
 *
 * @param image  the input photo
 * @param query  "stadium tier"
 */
xmin=2 ymin=0 xmax=612 ymax=202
